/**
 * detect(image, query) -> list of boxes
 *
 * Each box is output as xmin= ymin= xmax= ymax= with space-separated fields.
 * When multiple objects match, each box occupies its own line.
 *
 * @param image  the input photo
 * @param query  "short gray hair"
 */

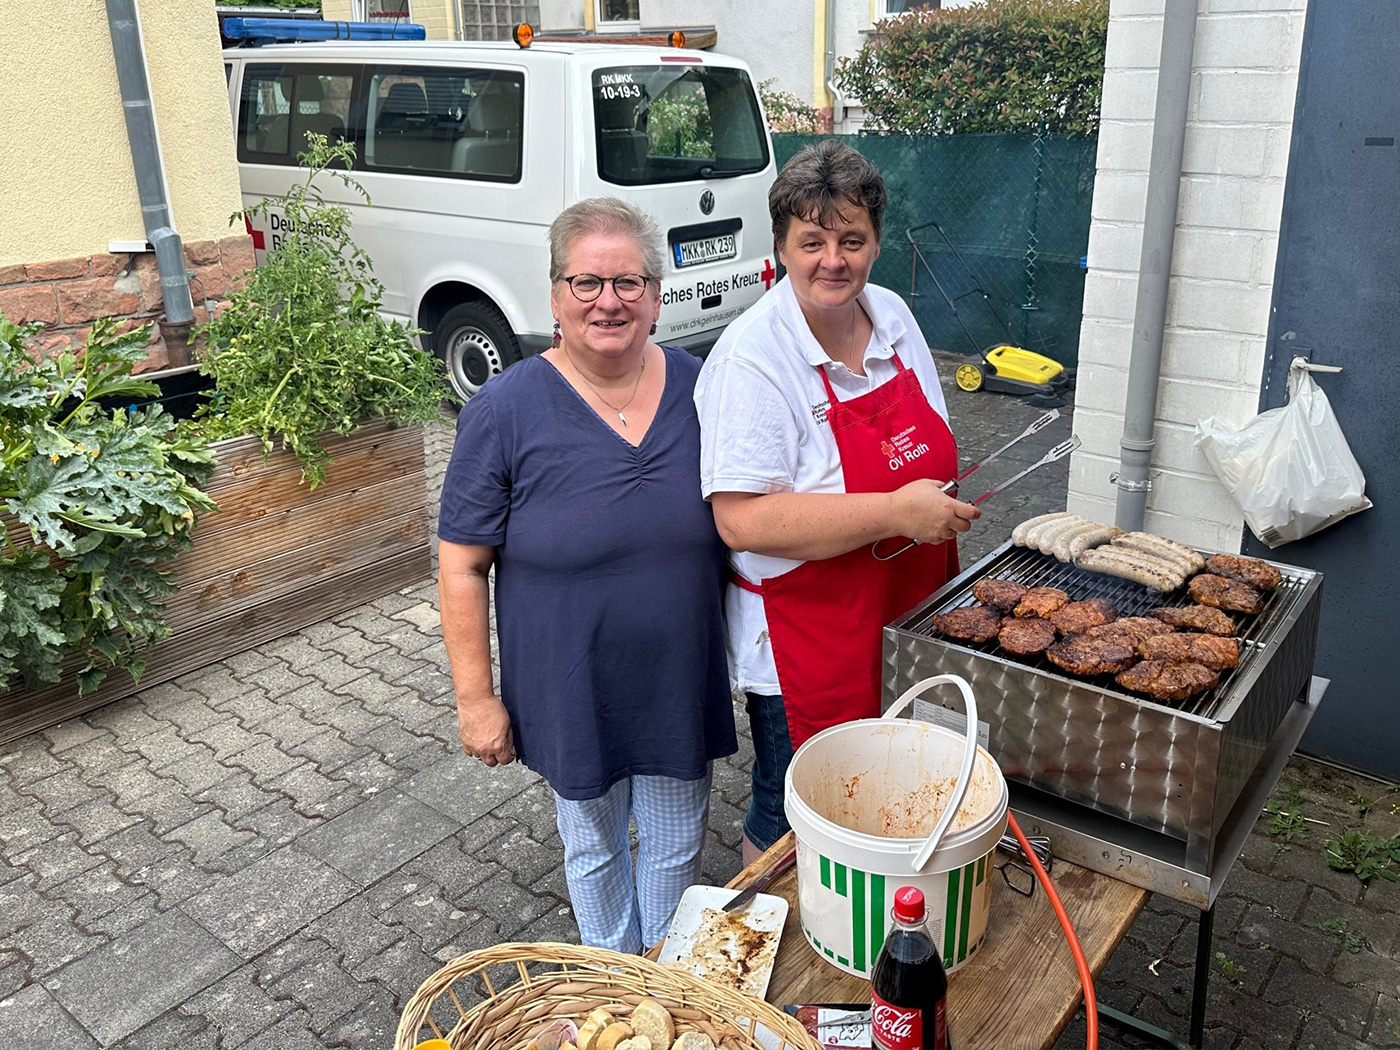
xmin=769 ymin=139 xmax=887 ymax=245
xmin=549 ymin=198 xmax=665 ymax=282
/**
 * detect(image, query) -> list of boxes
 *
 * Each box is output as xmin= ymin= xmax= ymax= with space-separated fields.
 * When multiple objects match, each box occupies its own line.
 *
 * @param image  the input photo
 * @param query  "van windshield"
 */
xmin=593 ymin=65 xmax=769 ymax=185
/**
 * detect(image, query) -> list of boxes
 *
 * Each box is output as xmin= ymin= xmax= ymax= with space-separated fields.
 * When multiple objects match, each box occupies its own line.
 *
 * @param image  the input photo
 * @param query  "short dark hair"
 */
xmin=769 ymin=140 xmax=887 ymax=245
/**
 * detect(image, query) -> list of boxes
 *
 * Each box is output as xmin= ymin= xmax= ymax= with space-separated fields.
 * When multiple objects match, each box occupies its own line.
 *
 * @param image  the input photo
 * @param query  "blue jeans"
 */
xmin=744 ymin=692 xmax=794 ymax=851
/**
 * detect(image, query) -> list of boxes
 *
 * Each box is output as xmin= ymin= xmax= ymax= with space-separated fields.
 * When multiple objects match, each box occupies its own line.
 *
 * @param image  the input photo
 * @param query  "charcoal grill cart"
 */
xmin=883 ymin=541 xmax=1327 ymax=1047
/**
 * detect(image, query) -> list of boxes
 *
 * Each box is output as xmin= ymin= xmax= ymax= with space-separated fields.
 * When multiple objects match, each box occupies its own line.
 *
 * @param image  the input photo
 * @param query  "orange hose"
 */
xmin=1006 ymin=811 xmax=1098 ymax=1050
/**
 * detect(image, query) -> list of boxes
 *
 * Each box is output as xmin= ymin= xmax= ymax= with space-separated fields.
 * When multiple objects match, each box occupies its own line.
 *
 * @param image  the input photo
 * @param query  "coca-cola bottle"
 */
xmin=870 ymin=886 xmax=951 ymax=1050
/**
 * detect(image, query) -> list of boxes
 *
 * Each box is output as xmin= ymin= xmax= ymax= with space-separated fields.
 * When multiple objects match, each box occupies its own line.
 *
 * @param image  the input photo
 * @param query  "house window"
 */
xmin=596 ymin=0 xmax=640 ymax=33
xmin=351 ymin=0 xmax=413 ymax=20
xmin=878 ymin=0 xmax=938 ymax=16
xmin=461 ymin=2 xmax=542 ymax=41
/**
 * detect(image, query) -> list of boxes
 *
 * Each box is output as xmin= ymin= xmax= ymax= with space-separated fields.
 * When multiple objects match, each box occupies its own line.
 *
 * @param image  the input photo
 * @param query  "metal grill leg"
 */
xmin=1190 ymin=903 xmax=1215 ymax=1048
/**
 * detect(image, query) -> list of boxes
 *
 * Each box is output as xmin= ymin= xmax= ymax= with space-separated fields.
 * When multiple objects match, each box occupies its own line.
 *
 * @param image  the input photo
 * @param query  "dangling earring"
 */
xmin=649 ymin=322 xmax=657 ymax=335
xmin=551 ymin=321 xmax=561 ymax=349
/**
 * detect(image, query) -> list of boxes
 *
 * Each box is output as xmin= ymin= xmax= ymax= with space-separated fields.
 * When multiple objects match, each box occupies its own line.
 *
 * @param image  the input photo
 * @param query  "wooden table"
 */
xmin=731 ymin=832 xmax=1149 ymax=1050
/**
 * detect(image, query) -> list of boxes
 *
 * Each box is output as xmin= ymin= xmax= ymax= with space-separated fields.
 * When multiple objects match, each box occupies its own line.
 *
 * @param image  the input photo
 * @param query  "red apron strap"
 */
xmin=729 ymin=570 xmax=763 ymax=595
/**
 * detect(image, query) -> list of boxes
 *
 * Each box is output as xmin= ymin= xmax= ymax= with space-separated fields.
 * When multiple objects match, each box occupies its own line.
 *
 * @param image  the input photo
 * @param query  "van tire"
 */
xmin=435 ymin=301 xmax=521 ymax=400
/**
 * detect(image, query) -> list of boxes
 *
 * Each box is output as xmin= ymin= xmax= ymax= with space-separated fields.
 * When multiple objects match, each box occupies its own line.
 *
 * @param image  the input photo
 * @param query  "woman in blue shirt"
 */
xmin=437 ymin=198 xmax=736 ymax=953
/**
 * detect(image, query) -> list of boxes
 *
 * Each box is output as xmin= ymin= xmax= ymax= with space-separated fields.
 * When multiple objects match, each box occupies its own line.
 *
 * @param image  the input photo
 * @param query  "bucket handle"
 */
xmin=886 ymin=675 xmax=980 ymax=874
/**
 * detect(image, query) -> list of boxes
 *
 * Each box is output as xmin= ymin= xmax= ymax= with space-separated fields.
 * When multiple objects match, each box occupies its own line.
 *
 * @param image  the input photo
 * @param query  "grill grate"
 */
xmin=906 ymin=546 xmax=1310 ymax=719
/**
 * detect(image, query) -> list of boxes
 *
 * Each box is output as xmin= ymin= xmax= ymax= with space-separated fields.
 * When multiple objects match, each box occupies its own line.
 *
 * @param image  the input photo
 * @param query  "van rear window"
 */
xmin=593 ymin=65 xmax=768 ymax=186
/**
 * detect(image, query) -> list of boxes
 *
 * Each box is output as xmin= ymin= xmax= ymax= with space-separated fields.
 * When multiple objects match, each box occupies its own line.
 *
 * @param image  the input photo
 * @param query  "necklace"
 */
xmin=564 ymin=347 xmax=647 ymax=427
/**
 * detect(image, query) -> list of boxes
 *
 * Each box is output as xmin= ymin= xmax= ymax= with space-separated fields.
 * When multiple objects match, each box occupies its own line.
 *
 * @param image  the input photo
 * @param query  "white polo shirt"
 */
xmin=694 ymin=276 xmax=950 ymax=694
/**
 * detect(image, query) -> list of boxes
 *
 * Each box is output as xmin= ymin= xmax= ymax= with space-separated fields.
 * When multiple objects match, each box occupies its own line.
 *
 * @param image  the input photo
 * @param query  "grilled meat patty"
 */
xmin=998 ymin=617 xmax=1058 ymax=655
xmin=1045 ymin=635 xmax=1137 ymax=675
xmin=1189 ymin=573 xmax=1265 ymax=615
xmin=933 ymin=606 xmax=1004 ymax=643
xmin=1116 ymin=659 xmax=1219 ymax=701
xmin=1205 ymin=553 xmax=1283 ymax=592
xmin=1136 ymin=632 xmax=1240 ymax=670
xmin=1013 ymin=586 xmax=1071 ymax=619
xmin=1049 ymin=597 xmax=1118 ymax=635
xmin=1148 ymin=605 xmax=1238 ymax=636
xmin=1085 ymin=616 xmax=1174 ymax=646
xmin=972 ymin=578 xmax=1030 ymax=613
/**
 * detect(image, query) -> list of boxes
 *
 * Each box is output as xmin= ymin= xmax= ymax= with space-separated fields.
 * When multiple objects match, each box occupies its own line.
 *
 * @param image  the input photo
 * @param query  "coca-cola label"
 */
xmin=871 ymin=993 xmax=948 ymax=1050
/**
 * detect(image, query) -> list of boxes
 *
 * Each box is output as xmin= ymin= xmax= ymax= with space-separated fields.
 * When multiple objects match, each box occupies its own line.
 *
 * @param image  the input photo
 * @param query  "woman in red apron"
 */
xmin=695 ymin=141 xmax=979 ymax=862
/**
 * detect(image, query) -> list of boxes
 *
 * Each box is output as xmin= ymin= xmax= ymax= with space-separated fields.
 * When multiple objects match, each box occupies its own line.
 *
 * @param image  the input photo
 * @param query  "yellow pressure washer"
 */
xmin=907 ymin=220 xmax=1070 ymax=407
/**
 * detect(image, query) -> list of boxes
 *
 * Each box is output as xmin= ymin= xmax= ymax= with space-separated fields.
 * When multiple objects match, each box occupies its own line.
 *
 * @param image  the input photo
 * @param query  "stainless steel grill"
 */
xmin=883 ymin=541 xmax=1324 ymax=905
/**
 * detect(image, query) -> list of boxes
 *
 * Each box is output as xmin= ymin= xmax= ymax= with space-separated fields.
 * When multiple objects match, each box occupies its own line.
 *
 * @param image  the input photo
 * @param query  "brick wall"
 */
xmin=0 ymin=235 xmax=257 ymax=373
xmin=1068 ymin=0 xmax=1307 ymax=552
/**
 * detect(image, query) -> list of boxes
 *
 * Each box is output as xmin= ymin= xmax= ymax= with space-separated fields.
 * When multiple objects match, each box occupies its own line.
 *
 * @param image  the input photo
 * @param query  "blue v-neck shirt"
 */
xmin=438 ymin=347 xmax=737 ymax=800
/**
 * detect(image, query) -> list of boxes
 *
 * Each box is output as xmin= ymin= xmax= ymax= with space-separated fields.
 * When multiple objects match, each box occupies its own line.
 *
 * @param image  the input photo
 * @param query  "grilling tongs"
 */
xmin=873 ymin=430 xmax=1082 ymax=562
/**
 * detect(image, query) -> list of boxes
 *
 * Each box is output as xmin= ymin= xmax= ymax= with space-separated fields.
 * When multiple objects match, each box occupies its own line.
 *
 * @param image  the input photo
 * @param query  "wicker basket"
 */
xmin=395 ymin=942 xmax=822 ymax=1050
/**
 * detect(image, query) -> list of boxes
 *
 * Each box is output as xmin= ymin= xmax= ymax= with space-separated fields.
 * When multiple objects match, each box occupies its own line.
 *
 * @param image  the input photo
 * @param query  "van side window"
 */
xmin=238 ymin=65 xmax=357 ymax=164
xmin=366 ymin=66 xmax=523 ymax=182
xmin=593 ymin=66 xmax=769 ymax=186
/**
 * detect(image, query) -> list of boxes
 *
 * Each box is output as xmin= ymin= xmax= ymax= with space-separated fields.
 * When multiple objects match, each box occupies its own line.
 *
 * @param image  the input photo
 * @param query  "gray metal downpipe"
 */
xmin=105 ymin=0 xmax=194 ymax=327
xmin=1113 ymin=0 xmax=1200 ymax=532
xmin=824 ymin=0 xmax=846 ymax=128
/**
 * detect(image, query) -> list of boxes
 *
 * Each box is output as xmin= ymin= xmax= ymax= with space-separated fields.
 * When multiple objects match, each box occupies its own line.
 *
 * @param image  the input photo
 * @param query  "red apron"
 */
xmin=735 ymin=352 xmax=960 ymax=750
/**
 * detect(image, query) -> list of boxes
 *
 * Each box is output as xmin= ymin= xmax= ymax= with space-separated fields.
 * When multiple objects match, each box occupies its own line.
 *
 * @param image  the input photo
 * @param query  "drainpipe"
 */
xmin=825 ymin=0 xmax=847 ymax=130
xmin=1112 ymin=0 xmax=1199 ymax=532
xmin=105 ymin=0 xmax=194 ymax=328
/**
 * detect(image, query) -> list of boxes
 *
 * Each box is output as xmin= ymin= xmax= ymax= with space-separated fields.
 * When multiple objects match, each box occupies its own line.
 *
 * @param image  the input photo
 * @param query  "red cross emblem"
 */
xmin=880 ymin=439 xmax=896 ymax=458
xmin=244 ymin=215 xmax=265 ymax=251
xmin=760 ymin=258 xmax=776 ymax=289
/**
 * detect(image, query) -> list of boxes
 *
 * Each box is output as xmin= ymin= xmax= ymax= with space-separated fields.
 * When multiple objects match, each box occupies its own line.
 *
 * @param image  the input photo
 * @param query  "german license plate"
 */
xmin=674 ymin=233 xmax=737 ymax=268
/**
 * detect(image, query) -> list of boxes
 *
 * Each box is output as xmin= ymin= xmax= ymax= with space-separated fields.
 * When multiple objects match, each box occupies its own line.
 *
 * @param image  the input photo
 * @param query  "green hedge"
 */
xmin=836 ymin=0 xmax=1109 ymax=135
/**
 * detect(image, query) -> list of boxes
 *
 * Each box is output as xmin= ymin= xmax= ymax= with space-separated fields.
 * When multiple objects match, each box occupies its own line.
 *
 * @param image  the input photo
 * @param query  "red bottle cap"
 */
xmin=892 ymin=886 xmax=925 ymax=923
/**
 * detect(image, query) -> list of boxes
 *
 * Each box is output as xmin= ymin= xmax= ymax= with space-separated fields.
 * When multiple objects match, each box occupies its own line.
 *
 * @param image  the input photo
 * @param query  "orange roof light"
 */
xmin=668 ymin=30 xmax=686 ymax=48
xmin=513 ymin=22 xmax=533 ymax=47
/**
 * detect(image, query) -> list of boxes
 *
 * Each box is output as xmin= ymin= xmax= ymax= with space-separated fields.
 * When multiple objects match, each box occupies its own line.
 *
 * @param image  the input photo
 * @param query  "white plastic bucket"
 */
xmin=783 ymin=675 xmax=1007 ymax=977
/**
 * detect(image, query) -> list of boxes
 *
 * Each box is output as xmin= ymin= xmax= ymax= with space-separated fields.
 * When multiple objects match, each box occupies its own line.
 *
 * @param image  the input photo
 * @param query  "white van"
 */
xmin=223 ymin=30 xmax=778 ymax=398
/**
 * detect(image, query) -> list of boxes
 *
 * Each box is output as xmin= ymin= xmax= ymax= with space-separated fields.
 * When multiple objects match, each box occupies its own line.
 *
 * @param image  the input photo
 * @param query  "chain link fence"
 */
xmin=773 ymin=133 xmax=1097 ymax=368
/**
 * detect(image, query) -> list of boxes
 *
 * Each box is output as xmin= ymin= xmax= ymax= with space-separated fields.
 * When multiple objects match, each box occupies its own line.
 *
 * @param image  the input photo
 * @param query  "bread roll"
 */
xmin=670 ymin=1035 xmax=716 ymax=1050
xmin=615 ymin=1039 xmax=653 ymax=1050
xmin=596 ymin=1023 xmax=634 ymax=1050
xmin=578 ymin=1010 xmax=616 ymax=1050
xmin=631 ymin=1000 xmax=675 ymax=1048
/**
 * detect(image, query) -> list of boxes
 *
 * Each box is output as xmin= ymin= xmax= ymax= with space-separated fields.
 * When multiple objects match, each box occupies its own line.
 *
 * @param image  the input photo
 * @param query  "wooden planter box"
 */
xmin=0 ymin=420 xmax=432 ymax=743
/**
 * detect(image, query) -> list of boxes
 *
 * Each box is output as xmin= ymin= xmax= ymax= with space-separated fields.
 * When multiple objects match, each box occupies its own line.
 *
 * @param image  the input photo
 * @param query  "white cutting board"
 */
xmin=658 ymin=884 xmax=788 ymax=1002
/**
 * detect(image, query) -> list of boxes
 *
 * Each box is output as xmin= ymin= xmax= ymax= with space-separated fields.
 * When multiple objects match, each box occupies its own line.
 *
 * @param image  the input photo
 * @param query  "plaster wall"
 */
xmin=0 ymin=0 xmax=243 ymax=267
xmin=1069 ymin=0 xmax=1307 ymax=551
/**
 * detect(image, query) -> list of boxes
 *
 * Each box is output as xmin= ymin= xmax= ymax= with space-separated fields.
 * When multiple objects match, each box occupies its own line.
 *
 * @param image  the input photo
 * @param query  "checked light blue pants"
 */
xmin=554 ymin=767 xmax=713 ymax=953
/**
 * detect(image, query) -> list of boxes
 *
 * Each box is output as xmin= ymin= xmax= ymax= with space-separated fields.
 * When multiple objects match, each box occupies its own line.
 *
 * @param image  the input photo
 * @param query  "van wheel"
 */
xmin=435 ymin=301 xmax=520 ymax=400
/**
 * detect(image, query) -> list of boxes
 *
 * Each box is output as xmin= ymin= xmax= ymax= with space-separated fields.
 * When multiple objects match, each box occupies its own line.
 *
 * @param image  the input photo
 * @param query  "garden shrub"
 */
xmin=836 ymin=0 xmax=1109 ymax=135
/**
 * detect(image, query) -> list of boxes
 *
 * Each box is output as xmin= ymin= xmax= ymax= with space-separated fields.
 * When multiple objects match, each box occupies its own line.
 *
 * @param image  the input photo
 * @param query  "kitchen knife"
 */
xmin=723 ymin=848 xmax=798 ymax=913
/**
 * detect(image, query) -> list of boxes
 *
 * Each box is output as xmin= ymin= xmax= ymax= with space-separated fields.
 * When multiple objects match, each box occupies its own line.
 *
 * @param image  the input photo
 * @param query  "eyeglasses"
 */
xmin=558 ymin=273 xmax=654 ymax=302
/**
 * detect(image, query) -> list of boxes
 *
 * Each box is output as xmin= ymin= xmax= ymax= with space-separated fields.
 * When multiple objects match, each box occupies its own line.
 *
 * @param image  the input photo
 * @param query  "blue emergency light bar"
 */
xmin=223 ymin=18 xmax=427 ymax=44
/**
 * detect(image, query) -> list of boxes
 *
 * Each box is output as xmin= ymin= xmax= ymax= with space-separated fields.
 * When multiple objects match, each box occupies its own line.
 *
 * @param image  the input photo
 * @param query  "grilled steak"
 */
xmin=1136 ymin=632 xmax=1240 ymax=670
xmin=1085 ymin=616 xmax=1174 ymax=646
xmin=933 ymin=606 xmax=1003 ymax=643
xmin=1189 ymin=573 xmax=1265 ymax=615
xmin=1148 ymin=605 xmax=1238 ymax=636
xmin=1045 ymin=635 xmax=1137 ymax=676
xmin=998 ymin=617 xmax=1058 ymax=655
xmin=1205 ymin=553 xmax=1283 ymax=592
xmin=972 ymin=578 xmax=1029 ymax=613
xmin=1013 ymin=586 xmax=1071 ymax=619
xmin=1049 ymin=597 xmax=1118 ymax=635
xmin=1116 ymin=659 xmax=1219 ymax=701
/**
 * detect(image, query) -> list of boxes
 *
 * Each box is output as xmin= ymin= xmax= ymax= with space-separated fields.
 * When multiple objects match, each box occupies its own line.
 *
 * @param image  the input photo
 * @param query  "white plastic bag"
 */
xmin=1195 ymin=358 xmax=1372 ymax=547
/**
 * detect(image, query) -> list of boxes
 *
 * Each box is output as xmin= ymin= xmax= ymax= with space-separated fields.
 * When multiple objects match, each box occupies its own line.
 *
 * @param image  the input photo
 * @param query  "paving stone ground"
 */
xmin=1 ymin=353 xmax=1394 ymax=1048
